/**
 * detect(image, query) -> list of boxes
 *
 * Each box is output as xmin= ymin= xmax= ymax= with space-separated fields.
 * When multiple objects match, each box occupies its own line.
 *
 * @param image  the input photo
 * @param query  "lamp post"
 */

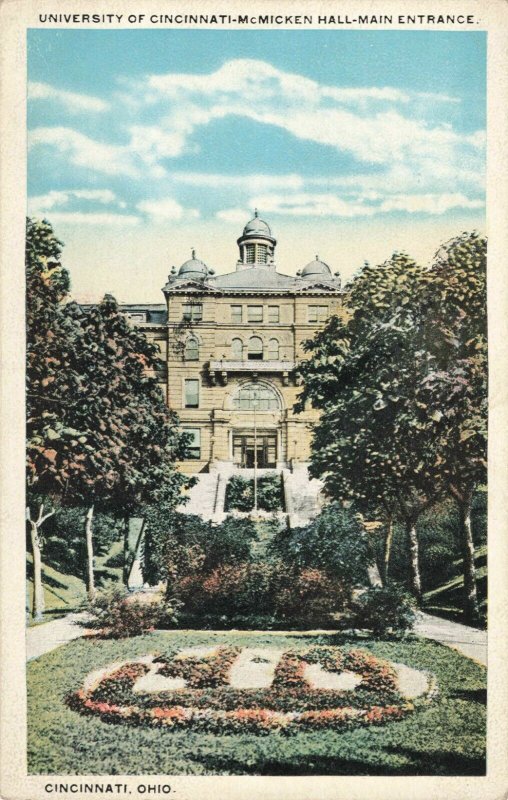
xmin=253 ymin=389 xmax=259 ymax=514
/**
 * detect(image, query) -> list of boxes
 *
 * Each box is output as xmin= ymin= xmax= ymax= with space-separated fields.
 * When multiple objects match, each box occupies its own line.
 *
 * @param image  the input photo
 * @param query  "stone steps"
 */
xmin=282 ymin=467 xmax=323 ymax=528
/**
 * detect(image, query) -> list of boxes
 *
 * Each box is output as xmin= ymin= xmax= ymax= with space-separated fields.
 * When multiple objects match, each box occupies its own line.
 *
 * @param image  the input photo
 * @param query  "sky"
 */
xmin=27 ymin=29 xmax=486 ymax=303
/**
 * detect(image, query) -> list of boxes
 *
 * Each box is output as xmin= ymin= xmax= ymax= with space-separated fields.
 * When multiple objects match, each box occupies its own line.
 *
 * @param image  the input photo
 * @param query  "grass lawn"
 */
xmin=27 ymin=630 xmax=486 ymax=776
xmin=423 ymin=544 xmax=487 ymax=627
xmin=26 ymin=541 xmax=124 ymax=624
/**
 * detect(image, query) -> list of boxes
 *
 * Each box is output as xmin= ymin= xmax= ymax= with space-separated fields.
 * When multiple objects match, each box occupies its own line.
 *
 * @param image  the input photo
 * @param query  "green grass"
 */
xmin=27 ymin=630 xmax=486 ymax=776
xmin=26 ymin=554 xmax=87 ymax=623
xmin=26 ymin=539 xmax=124 ymax=624
xmin=423 ymin=545 xmax=487 ymax=626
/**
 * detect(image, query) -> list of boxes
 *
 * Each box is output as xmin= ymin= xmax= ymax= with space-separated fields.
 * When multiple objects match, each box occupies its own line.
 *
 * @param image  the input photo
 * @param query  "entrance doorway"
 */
xmin=233 ymin=432 xmax=277 ymax=468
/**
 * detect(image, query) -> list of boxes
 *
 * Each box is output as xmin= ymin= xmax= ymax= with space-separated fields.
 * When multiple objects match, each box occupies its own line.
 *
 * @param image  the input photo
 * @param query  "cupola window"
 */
xmin=245 ymin=244 xmax=256 ymax=263
xmin=257 ymin=244 xmax=268 ymax=263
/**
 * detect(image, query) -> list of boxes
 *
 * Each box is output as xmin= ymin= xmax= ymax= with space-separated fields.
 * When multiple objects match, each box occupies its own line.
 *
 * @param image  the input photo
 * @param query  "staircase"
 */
xmin=282 ymin=465 xmax=323 ymax=528
xmin=177 ymin=473 xmax=220 ymax=521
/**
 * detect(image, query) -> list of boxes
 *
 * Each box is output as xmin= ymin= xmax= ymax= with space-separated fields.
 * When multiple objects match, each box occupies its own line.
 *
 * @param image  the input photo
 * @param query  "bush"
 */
xmin=343 ymin=585 xmax=416 ymax=637
xmin=173 ymin=560 xmax=349 ymax=627
xmin=270 ymin=504 xmax=372 ymax=587
xmin=274 ymin=568 xmax=349 ymax=627
xmin=87 ymin=587 xmax=180 ymax=638
xmin=224 ymin=474 xmax=284 ymax=512
xmin=142 ymin=511 xmax=258 ymax=585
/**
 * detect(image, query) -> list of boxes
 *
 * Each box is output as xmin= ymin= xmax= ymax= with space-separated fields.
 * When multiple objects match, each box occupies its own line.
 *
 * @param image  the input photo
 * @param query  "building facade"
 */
xmin=123 ymin=213 xmax=345 ymax=476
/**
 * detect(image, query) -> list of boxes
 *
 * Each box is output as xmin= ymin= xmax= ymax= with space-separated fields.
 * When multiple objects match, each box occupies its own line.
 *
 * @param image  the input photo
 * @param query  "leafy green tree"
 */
xmin=26 ymin=218 xmax=76 ymax=618
xmin=26 ymin=217 xmax=189 ymax=607
xmin=58 ymin=295 xmax=189 ymax=598
xmin=419 ymin=232 xmax=487 ymax=622
xmin=297 ymin=254 xmax=444 ymax=602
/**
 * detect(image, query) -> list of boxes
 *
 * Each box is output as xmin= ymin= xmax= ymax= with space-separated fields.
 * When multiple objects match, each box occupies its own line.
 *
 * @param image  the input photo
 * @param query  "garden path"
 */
xmin=413 ymin=611 xmax=487 ymax=666
xmin=25 ymin=611 xmax=487 ymax=667
xmin=26 ymin=612 xmax=91 ymax=661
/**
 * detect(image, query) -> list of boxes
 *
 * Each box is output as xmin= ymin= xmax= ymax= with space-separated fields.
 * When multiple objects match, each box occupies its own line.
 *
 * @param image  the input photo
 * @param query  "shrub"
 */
xmin=270 ymin=504 xmax=372 ymax=587
xmin=343 ymin=584 xmax=416 ymax=637
xmin=274 ymin=568 xmax=349 ymax=627
xmin=172 ymin=560 xmax=349 ymax=627
xmin=224 ymin=474 xmax=284 ymax=512
xmin=142 ymin=511 xmax=258 ymax=586
xmin=87 ymin=587 xmax=179 ymax=638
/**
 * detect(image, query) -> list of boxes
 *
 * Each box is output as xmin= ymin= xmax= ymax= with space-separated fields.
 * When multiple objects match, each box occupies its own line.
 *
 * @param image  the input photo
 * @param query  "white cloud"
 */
xmin=28 ymin=189 xmax=118 ymax=212
xmin=28 ymin=81 xmax=109 ymax=113
xmin=216 ymin=208 xmax=251 ymax=224
xmin=379 ymin=193 xmax=484 ymax=215
xmin=174 ymin=172 xmax=305 ymax=191
xmin=249 ymin=192 xmax=376 ymax=218
xmin=241 ymin=190 xmax=484 ymax=219
xmin=137 ymin=198 xmax=199 ymax=221
xmin=27 ymin=58 xmax=485 ymax=220
xmin=140 ymin=58 xmax=481 ymax=175
xmin=32 ymin=212 xmax=140 ymax=226
xmin=28 ymin=127 xmax=141 ymax=178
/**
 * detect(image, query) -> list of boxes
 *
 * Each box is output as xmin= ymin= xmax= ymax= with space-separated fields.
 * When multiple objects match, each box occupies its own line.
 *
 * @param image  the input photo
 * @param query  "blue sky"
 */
xmin=27 ymin=29 xmax=486 ymax=302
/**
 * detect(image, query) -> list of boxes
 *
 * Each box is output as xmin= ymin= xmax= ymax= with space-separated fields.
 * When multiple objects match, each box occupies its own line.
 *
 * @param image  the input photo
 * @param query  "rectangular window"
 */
xmin=308 ymin=305 xmax=329 ymax=323
xmin=183 ymin=428 xmax=201 ymax=460
xmin=128 ymin=312 xmax=146 ymax=323
xmin=248 ymin=305 xmax=263 ymax=323
xmin=245 ymin=244 xmax=256 ymax=263
xmin=257 ymin=244 xmax=268 ymax=264
xmin=184 ymin=379 xmax=199 ymax=408
xmin=268 ymin=306 xmax=280 ymax=323
xmin=182 ymin=303 xmax=203 ymax=322
xmin=231 ymin=305 xmax=243 ymax=323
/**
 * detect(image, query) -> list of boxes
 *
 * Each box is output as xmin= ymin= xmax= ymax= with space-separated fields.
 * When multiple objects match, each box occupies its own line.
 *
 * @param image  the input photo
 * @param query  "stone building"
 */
xmin=122 ymin=213 xmax=344 ymax=522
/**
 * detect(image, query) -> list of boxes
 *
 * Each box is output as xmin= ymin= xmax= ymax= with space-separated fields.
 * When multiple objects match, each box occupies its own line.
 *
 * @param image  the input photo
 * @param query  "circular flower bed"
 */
xmin=67 ymin=645 xmax=434 ymax=734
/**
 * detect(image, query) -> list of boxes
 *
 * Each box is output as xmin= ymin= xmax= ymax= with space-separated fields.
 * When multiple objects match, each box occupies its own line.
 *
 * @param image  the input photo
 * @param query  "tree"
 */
xmin=26 ymin=218 xmax=75 ymax=619
xmin=26 ymin=217 xmax=190 ymax=608
xmin=419 ymin=232 xmax=487 ymax=622
xmin=59 ymin=295 xmax=189 ymax=599
xmin=297 ymin=254 xmax=444 ymax=602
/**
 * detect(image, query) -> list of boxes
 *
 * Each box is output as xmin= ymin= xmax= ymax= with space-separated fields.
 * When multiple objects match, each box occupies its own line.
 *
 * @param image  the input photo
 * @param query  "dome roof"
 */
xmin=242 ymin=210 xmax=273 ymax=238
xmin=301 ymin=256 xmax=332 ymax=278
xmin=178 ymin=250 xmax=209 ymax=280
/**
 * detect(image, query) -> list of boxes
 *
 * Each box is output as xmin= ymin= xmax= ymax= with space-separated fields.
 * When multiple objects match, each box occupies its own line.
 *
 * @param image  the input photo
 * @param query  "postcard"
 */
xmin=1 ymin=1 xmax=508 ymax=798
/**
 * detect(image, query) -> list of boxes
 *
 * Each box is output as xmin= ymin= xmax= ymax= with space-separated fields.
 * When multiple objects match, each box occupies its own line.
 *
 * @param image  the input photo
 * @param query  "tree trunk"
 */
xmin=84 ymin=504 xmax=96 ymax=602
xmin=123 ymin=513 xmax=130 ymax=586
xmin=29 ymin=520 xmax=45 ymax=621
xmin=458 ymin=495 xmax=480 ymax=624
xmin=383 ymin=515 xmax=394 ymax=584
xmin=406 ymin=521 xmax=422 ymax=604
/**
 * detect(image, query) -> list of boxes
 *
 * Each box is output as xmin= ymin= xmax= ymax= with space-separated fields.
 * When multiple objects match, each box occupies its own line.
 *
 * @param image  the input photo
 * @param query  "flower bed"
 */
xmin=67 ymin=645 xmax=431 ymax=734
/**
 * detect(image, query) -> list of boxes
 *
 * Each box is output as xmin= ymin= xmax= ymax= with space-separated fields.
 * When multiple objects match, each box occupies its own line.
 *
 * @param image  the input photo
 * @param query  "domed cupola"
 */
xmin=301 ymin=255 xmax=332 ymax=279
xmin=298 ymin=255 xmax=341 ymax=287
xmin=236 ymin=210 xmax=277 ymax=271
xmin=177 ymin=249 xmax=209 ymax=281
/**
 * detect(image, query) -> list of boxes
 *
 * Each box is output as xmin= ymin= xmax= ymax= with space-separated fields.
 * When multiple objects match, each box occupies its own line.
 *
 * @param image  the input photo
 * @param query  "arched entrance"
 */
xmin=230 ymin=382 xmax=282 ymax=468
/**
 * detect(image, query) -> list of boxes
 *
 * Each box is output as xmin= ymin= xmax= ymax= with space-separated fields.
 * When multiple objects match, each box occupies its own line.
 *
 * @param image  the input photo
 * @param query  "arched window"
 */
xmin=184 ymin=336 xmax=199 ymax=361
xmin=248 ymin=336 xmax=263 ymax=360
xmin=267 ymin=338 xmax=279 ymax=360
xmin=231 ymin=338 xmax=243 ymax=359
xmin=233 ymin=383 xmax=281 ymax=411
